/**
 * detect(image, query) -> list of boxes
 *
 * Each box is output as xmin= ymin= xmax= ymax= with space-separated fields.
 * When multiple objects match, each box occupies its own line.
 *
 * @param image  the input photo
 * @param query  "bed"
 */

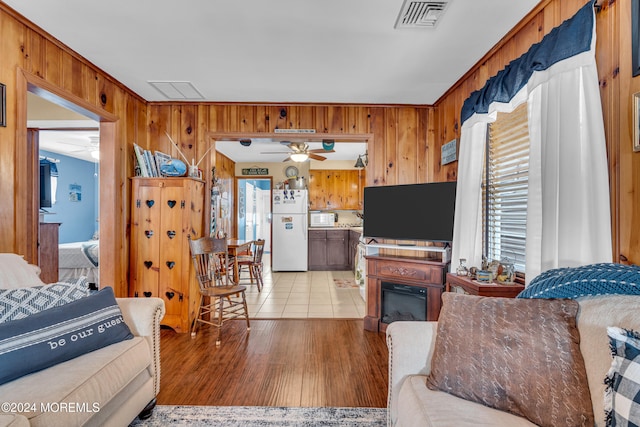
xmin=58 ymin=240 xmax=99 ymax=286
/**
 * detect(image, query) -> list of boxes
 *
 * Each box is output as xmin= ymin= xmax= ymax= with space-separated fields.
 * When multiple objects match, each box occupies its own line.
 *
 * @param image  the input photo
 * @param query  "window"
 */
xmin=483 ymin=103 xmax=530 ymax=273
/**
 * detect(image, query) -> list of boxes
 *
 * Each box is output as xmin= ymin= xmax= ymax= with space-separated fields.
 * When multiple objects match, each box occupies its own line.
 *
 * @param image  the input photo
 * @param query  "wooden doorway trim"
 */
xmin=15 ymin=69 xmax=119 ymax=289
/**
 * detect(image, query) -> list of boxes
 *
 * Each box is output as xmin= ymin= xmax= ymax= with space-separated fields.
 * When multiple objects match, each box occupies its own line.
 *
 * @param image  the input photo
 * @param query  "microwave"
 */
xmin=310 ymin=212 xmax=335 ymax=227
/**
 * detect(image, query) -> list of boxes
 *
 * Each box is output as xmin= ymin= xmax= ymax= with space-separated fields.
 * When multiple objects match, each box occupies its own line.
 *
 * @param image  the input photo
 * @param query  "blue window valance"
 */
xmin=460 ymin=0 xmax=595 ymax=125
xmin=40 ymin=159 xmax=59 ymax=177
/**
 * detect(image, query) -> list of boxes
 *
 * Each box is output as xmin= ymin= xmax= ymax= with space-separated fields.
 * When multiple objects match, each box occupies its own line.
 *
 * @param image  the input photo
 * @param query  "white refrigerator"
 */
xmin=272 ymin=189 xmax=308 ymax=271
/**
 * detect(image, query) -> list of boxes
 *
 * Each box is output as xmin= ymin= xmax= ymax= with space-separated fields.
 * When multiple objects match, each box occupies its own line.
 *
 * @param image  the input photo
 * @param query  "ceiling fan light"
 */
xmin=290 ymin=153 xmax=309 ymax=162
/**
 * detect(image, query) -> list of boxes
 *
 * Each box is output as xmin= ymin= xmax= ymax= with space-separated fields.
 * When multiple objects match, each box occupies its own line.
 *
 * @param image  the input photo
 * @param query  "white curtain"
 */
xmin=452 ymin=3 xmax=612 ymax=284
xmin=451 ymin=89 xmax=528 ymax=273
xmin=525 ymin=49 xmax=611 ymax=281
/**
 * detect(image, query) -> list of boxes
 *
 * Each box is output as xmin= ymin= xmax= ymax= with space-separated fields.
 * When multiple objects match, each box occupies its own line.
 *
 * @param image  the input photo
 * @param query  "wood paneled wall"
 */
xmin=0 ymin=4 xmax=148 ymax=296
xmin=146 ymin=103 xmax=432 ymax=189
xmin=431 ymin=0 xmax=638 ymax=265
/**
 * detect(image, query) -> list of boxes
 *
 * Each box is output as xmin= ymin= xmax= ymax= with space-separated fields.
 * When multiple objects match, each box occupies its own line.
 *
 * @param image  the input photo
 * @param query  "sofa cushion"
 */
xmin=0 ymin=336 xmax=152 ymax=427
xmin=0 ymin=277 xmax=89 ymax=323
xmin=605 ymin=326 xmax=640 ymax=426
xmin=398 ymin=375 xmax=537 ymax=427
xmin=518 ymin=263 xmax=640 ymax=299
xmin=426 ymin=293 xmax=593 ymax=427
xmin=0 ymin=287 xmax=133 ymax=385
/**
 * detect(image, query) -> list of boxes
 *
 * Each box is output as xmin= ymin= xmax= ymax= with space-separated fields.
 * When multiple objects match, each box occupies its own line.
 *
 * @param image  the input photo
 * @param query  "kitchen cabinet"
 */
xmin=308 ymin=228 xmax=361 ymax=271
xmin=326 ymin=230 xmax=348 ymax=269
xmin=308 ymin=230 xmax=328 ymax=270
xmin=129 ymin=177 xmax=205 ymax=333
xmin=308 ymin=170 xmax=365 ymax=210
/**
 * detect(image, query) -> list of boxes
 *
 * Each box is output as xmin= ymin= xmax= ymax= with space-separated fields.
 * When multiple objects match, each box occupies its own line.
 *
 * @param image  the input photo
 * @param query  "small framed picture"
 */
xmin=0 ymin=83 xmax=6 ymax=127
xmin=634 ymin=92 xmax=640 ymax=152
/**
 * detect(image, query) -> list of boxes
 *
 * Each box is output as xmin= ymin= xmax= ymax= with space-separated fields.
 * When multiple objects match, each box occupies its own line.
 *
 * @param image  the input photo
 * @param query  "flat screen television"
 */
xmin=40 ymin=163 xmax=52 ymax=208
xmin=363 ymin=181 xmax=457 ymax=243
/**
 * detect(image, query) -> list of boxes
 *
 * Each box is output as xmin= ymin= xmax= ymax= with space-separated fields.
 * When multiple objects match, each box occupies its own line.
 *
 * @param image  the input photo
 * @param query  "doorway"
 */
xmin=237 ymin=178 xmax=271 ymax=253
xmin=16 ymin=69 xmax=122 ymax=293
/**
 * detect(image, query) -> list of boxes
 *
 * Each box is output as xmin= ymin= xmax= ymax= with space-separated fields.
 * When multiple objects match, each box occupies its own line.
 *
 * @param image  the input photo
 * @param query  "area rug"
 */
xmin=333 ymin=278 xmax=359 ymax=289
xmin=130 ymin=405 xmax=387 ymax=426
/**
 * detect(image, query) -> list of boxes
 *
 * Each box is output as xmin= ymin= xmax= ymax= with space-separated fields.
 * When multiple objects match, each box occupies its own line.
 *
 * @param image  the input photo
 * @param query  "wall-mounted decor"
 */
xmin=634 ymin=93 xmax=640 ymax=152
xmin=0 ymin=83 xmax=6 ymax=127
xmin=441 ymin=139 xmax=457 ymax=165
xmin=634 ymin=0 xmax=640 ymax=77
xmin=69 ymin=183 xmax=82 ymax=202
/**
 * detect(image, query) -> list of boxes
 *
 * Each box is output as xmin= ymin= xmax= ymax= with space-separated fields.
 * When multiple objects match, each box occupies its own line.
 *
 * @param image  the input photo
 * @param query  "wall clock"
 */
xmin=285 ymin=165 xmax=299 ymax=178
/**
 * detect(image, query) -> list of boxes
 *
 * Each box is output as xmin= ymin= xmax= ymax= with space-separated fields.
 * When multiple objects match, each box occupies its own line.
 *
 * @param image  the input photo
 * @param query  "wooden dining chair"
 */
xmin=236 ymin=239 xmax=265 ymax=292
xmin=188 ymin=236 xmax=250 ymax=346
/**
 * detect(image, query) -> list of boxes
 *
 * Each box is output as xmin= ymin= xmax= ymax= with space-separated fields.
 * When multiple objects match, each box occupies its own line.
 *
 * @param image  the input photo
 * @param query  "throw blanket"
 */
xmin=81 ymin=242 xmax=99 ymax=267
xmin=517 ymin=263 xmax=640 ymax=299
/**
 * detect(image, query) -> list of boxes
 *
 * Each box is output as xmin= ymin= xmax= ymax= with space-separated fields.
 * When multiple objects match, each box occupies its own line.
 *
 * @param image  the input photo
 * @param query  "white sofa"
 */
xmin=386 ymin=294 xmax=640 ymax=427
xmin=0 ymin=254 xmax=165 ymax=427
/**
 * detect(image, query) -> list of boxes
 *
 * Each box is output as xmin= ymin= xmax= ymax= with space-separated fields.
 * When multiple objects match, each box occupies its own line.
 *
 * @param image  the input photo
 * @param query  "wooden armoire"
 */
xmin=129 ymin=177 xmax=205 ymax=332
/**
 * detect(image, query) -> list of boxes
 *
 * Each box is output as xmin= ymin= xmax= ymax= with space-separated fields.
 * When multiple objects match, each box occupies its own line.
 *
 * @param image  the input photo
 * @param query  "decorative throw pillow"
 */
xmin=426 ymin=293 xmax=594 ymax=427
xmin=0 ymin=277 xmax=90 ymax=323
xmin=605 ymin=326 xmax=640 ymax=427
xmin=518 ymin=263 xmax=640 ymax=299
xmin=0 ymin=286 xmax=133 ymax=385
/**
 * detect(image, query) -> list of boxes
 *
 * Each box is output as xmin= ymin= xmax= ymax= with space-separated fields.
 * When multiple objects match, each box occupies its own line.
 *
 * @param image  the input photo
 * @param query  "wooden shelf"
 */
xmin=365 ymin=243 xmax=451 ymax=263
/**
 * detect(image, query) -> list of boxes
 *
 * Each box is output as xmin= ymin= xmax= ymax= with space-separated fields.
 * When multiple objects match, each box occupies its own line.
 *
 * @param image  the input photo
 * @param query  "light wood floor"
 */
xmin=157 ymin=319 xmax=389 ymax=408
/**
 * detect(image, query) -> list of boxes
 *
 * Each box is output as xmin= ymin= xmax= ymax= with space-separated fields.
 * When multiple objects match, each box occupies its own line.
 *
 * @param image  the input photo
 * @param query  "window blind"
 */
xmin=483 ymin=103 xmax=529 ymax=272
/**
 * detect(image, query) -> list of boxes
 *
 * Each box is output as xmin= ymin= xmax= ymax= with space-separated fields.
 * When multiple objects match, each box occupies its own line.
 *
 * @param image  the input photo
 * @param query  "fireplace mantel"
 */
xmin=364 ymin=255 xmax=449 ymax=332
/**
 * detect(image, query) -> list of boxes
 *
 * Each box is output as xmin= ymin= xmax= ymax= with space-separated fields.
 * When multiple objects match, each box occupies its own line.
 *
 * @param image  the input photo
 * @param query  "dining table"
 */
xmin=227 ymin=238 xmax=255 ymax=283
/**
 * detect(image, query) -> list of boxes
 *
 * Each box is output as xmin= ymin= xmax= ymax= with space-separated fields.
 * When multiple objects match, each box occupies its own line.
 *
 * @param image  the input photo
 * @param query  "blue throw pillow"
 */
xmin=605 ymin=327 xmax=640 ymax=427
xmin=0 ymin=287 xmax=133 ymax=385
xmin=517 ymin=263 xmax=640 ymax=299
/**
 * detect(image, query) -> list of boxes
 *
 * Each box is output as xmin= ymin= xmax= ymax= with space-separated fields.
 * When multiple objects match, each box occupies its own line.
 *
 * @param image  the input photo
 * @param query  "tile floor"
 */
xmin=240 ymin=255 xmax=366 ymax=319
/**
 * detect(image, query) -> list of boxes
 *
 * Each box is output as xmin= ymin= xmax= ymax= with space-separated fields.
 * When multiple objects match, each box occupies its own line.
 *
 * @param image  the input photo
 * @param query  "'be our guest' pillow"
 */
xmin=426 ymin=293 xmax=594 ymax=427
xmin=0 ymin=286 xmax=133 ymax=385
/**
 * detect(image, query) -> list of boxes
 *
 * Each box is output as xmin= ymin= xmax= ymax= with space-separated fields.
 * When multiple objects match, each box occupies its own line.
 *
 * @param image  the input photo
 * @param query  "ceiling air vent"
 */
xmin=394 ymin=0 xmax=450 ymax=29
xmin=148 ymin=81 xmax=205 ymax=100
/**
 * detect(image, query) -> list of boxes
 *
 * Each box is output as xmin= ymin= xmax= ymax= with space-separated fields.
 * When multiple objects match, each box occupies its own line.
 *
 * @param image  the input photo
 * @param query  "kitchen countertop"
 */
xmin=309 ymin=226 xmax=363 ymax=233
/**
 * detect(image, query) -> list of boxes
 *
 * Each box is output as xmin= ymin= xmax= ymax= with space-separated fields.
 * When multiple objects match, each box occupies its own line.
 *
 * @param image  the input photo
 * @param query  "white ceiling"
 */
xmin=6 ymin=0 xmax=540 ymax=105
xmin=37 ymin=127 xmax=100 ymax=164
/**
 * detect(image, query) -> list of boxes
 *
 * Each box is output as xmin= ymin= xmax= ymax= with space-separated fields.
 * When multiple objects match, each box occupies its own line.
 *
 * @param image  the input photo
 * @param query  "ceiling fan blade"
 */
xmin=308 ymin=149 xmax=335 ymax=154
xmin=282 ymin=155 xmax=292 ymax=162
xmin=308 ymin=153 xmax=326 ymax=161
xmin=260 ymin=151 xmax=291 ymax=154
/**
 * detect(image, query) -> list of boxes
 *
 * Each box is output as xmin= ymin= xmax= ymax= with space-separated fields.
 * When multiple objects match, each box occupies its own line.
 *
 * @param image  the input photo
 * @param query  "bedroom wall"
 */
xmin=40 ymin=150 xmax=99 ymax=243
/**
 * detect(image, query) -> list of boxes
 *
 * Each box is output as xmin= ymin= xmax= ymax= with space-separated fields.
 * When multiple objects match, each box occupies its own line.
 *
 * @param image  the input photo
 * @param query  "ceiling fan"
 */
xmin=260 ymin=142 xmax=335 ymax=162
xmin=51 ymin=135 xmax=100 ymax=160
